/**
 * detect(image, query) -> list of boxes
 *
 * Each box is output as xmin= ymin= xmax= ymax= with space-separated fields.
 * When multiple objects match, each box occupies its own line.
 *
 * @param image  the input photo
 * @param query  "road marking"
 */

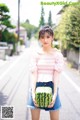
xmin=0 ymin=49 xmax=28 ymax=81
xmin=62 ymin=72 xmax=80 ymax=93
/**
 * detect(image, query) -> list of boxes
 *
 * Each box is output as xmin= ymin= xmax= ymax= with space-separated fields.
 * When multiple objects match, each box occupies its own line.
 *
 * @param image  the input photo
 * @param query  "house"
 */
xmin=15 ymin=26 xmax=27 ymax=46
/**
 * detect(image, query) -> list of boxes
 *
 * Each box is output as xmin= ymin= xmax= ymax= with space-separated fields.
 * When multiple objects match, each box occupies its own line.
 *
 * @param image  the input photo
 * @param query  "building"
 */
xmin=16 ymin=26 xmax=27 ymax=46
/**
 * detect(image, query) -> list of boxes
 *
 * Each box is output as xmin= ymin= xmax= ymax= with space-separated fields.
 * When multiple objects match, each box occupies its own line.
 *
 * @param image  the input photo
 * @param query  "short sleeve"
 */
xmin=54 ymin=51 xmax=64 ymax=72
xmin=29 ymin=52 xmax=38 ymax=73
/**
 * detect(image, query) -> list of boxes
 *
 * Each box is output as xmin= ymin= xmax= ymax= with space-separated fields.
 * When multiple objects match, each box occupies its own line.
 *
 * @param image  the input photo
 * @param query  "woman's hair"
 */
xmin=39 ymin=25 xmax=54 ymax=39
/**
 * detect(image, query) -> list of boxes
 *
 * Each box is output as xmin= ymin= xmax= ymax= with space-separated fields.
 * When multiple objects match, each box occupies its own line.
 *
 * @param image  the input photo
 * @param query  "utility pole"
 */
xmin=17 ymin=0 xmax=20 ymax=54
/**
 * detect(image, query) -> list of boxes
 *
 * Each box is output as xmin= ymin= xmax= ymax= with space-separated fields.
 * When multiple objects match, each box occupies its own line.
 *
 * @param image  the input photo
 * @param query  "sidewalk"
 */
xmin=0 ymin=46 xmax=25 ymax=71
xmin=64 ymin=58 xmax=80 ymax=87
xmin=0 ymin=47 xmax=30 ymax=120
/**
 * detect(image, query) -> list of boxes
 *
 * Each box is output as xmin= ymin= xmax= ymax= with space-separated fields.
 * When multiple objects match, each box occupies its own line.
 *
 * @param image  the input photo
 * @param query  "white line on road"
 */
xmin=62 ymin=72 xmax=80 ymax=93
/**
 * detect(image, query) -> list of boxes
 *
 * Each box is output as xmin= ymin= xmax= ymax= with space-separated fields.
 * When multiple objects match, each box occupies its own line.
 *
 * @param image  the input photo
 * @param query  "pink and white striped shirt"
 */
xmin=30 ymin=48 xmax=64 ymax=83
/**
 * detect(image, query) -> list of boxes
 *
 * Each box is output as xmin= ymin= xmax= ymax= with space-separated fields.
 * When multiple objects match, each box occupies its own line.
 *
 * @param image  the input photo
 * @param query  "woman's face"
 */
xmin=39 ymin=32 xmax=53 ymax=48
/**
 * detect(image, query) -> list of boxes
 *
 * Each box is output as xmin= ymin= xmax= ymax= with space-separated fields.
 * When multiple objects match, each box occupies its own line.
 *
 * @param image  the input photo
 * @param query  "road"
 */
xmin=0 ymin=40 xmax=80 ymax=120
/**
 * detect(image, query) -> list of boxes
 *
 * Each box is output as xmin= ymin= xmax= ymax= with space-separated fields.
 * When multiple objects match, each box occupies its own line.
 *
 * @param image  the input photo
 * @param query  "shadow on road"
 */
xmin=0 ymin=92 xmax=8 ymax=114
xmin=0 ymin=92 xmax=8 ymax=106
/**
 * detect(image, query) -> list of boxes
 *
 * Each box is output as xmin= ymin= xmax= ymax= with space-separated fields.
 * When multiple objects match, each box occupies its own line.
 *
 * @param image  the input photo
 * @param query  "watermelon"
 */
xmin=35 ymin=87 xmax=52 ymax=108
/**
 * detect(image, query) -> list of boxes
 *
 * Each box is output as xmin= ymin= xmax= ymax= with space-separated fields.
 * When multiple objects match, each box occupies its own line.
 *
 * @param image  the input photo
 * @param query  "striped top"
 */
xmin=30 ymin=48 xmax=64 ymax=83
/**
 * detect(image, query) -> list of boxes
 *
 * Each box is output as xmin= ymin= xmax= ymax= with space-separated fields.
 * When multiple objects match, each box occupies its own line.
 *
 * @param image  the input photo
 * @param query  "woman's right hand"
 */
xmin=32 ymin=92 xmax=39 ymax=107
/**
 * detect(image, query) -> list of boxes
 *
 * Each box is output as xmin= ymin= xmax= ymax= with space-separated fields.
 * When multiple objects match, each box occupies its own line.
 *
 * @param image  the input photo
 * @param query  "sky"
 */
xmin=0 ymin=0 xmax=78 ymax=26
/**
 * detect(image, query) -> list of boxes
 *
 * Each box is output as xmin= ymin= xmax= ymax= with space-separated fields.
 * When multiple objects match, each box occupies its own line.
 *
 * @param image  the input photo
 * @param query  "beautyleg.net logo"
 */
xmin=40 ymin=1 xmax=80 ymax=6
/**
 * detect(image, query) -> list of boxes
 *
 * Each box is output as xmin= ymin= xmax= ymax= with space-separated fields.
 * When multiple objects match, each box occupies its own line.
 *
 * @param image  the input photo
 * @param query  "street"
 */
xmin=0 ymin=41 xmax=80 ymax=120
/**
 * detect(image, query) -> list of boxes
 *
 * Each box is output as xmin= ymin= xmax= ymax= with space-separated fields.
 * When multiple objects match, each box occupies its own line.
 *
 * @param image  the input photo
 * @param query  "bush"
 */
xmin=20 ymin=39 xmax=24 ymax=45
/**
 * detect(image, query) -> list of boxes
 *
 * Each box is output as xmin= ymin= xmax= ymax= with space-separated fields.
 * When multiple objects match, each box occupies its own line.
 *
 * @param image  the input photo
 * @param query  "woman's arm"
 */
xmin=29 ymin=52 xmax=38 ymax=100
xmin=31 ymin=71 xmax=37 ymax=100
xmin=48 ymin=51 xmax=64 ymax=108
xmin=53 ymin=71 xmax=60 ymax=101
xmin=31 ymin=71 xmax=39 ymax=107
xmin=48 ymin=71 xmax=60 ymax=108
xmin=53 ymin=51 xmax=64 ymax=99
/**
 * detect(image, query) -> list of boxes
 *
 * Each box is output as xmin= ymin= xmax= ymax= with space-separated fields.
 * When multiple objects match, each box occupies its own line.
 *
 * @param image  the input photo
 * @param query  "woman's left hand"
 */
xmin=48 ymin=95 xmax=56 ymax=108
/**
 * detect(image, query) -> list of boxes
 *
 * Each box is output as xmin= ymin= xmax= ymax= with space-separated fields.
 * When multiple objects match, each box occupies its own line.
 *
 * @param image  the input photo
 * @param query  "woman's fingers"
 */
xmin=48 ymin=101 xmax=55 ymax=108
xmin=32 ymin=94 xmax=39 ymax=107
xmin=33 ymin=100 xmax=39 ymax=107
xmin=48 ymin=95 xmax=56 ymax=108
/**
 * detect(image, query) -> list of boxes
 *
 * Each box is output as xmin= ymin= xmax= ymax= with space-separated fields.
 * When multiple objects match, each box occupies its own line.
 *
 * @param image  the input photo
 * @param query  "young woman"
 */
xmin=27 ymin=25 xmax=64 ymax=120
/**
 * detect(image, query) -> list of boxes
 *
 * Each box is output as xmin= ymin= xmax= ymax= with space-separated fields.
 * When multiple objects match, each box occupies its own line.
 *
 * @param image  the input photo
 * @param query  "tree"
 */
xmin=39 ymin=6 xmax=45 ymax=27
xmin=21 ymin=22 xmax=37 ymax=39
xmin=0 ymin=4 xmax=14 ymax=30
xmin=55 ymin=5 xmax=80 ymax=50
xmin=0 ymin=3 xmax=15 ymax=41
xmin=25 ymin=19 xmax=30 ymax=24
xmin=48 ymin=11 xmax=52 ymax=27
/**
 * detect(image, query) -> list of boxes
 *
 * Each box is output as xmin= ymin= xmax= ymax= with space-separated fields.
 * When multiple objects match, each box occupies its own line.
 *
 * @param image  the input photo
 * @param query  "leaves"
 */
xmin=54 ymin=5 xmax=80 ymax=50
xmin=0 ymin=3 xmax=9 ymax=13
xmin=48 ymin=11 xmax=52 ymax=27
xmin=21 ymin=22 xmax=37 ymax=39
xmin=0 ymin=3 xmax=15 ymax=30
xmin=39 ymin=6 xmax=45 ymax=27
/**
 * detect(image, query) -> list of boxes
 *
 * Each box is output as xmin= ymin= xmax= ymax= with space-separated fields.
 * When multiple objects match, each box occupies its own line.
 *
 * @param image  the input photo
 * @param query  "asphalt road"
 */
xmin=0 ymin=41 xmax=80 ymax=120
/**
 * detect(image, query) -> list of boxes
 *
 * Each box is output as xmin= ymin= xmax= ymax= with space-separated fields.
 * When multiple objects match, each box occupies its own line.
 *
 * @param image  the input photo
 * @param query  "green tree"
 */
xmin=21 ymin=21 xmax=37 ymax=39
xmin=0 ymin=3 xmax=15 ymax=41
xmin=48 ymin=11 xmax=52 ymax=27
xmin=1 ymin=29 xmax=17 ymax=54
xmin=25 ymin=19 xmax=30 ymax=24
xmin=55 ymin=5 xmax=80 ymax=50
xmin=39 ymin=6 xmax=45 ymax=27
xmin=0 ymin=4 xmax=14 ymax=30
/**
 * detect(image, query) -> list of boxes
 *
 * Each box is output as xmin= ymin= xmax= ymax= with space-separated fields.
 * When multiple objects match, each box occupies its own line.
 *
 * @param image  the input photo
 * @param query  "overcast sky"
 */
xmin=0 ymin=0 xmax=77 ymax=26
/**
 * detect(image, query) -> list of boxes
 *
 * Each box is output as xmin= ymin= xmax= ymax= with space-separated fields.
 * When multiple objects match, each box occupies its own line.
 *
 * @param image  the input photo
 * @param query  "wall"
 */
xmin=67 ymin=49 xmax=79 ymax=69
